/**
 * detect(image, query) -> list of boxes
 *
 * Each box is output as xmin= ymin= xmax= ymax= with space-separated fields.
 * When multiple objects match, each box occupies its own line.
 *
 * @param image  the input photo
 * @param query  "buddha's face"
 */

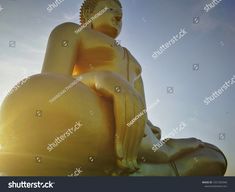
xmin=91 ymin=0 xmax=122 ymax=38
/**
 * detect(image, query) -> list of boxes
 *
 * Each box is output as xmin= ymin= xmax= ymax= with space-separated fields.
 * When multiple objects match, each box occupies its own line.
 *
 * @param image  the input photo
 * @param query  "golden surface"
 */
xmin=0 ymin=0 xmax=227 ymax=176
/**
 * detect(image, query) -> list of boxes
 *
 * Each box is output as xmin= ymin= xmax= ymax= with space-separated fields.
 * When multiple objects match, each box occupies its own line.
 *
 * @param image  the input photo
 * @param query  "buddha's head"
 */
xmin=80 ymin=0 xmax=123 ymax=38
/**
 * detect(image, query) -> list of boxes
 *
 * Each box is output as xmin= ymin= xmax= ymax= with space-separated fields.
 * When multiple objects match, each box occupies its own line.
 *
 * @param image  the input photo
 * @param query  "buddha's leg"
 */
xmin=135 ymin=129 xmax=227 ymax=176
xmin=132 ymin=144 xmax=227 ymax=176
xmin=0 ymin=73 xmax=117 ymax=176
xmin=173 ymin=142 xmax=227 ymax=176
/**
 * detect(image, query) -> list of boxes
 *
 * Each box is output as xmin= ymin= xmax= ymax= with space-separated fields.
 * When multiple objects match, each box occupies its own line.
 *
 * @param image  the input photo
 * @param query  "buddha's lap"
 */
xmin=1 ymin=74 xmax=226 ymax=176
xmin=133 ymin=144 xmax=227 ymax=176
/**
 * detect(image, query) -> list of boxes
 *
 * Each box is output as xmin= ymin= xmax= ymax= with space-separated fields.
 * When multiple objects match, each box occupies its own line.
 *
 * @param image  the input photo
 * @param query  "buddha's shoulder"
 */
xmin=49 ymin=22 xmax=88 ymax=38
xmin=50 ymin=22 xmax=106 ymax=38
xmin=51 ymin=22 xmax=79 ymax=33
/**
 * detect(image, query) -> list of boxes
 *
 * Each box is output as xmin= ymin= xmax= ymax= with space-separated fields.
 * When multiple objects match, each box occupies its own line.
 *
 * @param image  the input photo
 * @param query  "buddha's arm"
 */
xmin=127 ymin=51 xmax=162 ymax=139
xmin=135 ymin=75 xmax=161 ymax=139
xmin=42 ymin=22 xmax=81 ymax=75
xmin=79 ymin=71 xmax=146 ymax=171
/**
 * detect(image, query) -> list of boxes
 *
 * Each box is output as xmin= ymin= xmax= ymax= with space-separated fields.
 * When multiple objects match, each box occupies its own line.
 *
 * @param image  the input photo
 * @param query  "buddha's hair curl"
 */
xmin=80 ymin=0 xmax=122 ymax=24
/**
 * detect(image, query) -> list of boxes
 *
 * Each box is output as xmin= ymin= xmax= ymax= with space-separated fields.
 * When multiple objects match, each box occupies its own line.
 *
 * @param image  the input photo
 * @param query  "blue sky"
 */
xmin=0 ymin=0 xmax=234 ymax=175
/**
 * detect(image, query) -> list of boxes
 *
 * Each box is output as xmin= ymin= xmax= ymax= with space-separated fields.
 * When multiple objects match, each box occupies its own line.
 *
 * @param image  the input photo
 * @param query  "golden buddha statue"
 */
xmin=0 ymin=0 xmax=227 ymax=176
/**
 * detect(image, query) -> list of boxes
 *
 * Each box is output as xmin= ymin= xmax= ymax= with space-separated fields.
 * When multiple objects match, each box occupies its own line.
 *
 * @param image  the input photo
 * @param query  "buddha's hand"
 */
xmin=79 ymin=71 xmax=147 ymax=171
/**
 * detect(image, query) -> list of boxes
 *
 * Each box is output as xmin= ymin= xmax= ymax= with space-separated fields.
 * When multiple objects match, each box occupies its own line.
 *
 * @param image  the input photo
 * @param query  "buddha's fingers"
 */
xmin=124 ymin=94 xmax=145 ymax=170
xmin=128 ymin=102 xmax=139 ymax=169
xmin=132 ymin=101 xmax=147 ymax=168
xmin=114 ymin=96 xmax=126 ymax=159
xmin=123 ymin=94 xmax=136 ymax=170
xmin=131 ymin=101 xmax=146 ymax=168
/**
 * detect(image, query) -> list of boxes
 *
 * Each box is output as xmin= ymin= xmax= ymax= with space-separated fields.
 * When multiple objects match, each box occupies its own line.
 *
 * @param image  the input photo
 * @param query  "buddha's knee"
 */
xmin=174 ymin=143 xmax=227 ymax=176
xmin=0 ymin=73 xmax=116 ymax=176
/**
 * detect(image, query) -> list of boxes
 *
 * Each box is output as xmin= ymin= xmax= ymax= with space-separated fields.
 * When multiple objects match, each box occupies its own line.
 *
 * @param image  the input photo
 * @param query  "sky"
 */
xmin=0 ymin=0 xmax=234 ymax=175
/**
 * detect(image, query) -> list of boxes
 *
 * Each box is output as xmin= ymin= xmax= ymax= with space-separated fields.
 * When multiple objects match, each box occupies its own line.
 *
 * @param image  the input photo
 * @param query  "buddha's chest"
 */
xmin=77 ymin=34 xmax=128 ymax=74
